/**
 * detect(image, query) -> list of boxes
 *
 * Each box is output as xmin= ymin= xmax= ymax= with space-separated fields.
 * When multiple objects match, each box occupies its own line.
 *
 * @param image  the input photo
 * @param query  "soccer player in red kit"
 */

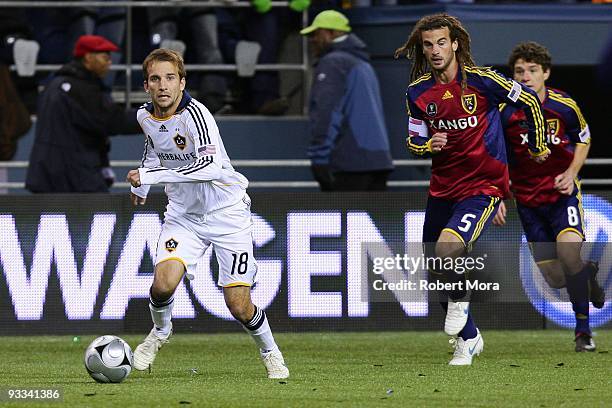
xmin=493 ymin=42 xmax=605 ymax=352
xmin=395 ymin=14 xmax=549 ymax=365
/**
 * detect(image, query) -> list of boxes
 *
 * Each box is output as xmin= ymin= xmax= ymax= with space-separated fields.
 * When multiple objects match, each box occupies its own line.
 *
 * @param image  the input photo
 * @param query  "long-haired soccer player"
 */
xmin=493 ymin=41 xmax=605 ymax=352
xmin=396 ymin=14 xmax=549 ymax=365
xmin=126 ymin=49 xmax=288 ymax=378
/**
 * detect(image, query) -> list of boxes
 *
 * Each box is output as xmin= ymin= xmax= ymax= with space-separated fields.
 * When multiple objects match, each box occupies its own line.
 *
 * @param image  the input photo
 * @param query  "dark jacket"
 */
xmin=26 ymin=60 xmax=140 ymax=193
xmin=308 ymin=34 xmax=393 ymax=173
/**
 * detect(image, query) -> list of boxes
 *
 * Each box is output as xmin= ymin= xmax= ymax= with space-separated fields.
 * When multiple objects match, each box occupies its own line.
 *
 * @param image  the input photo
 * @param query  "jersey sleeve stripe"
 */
xmin=188 ymin=102 xmax=211 ymax=145
xmin=185 ymin=105 xmax=205 ymax=146
xmin=470 ymin=67 xmax=546 ymax=152
xmin=145 ymin=167 xmax=167 ymax=173
xmin=144 ymin=156 xmax=214 ymax=175
xmin=140 ymin=136 xmax=149 ymax=167
xmin=178 ymin=157 xmax=213 ymax=175
xmin=547 ymin=91 xmax=588 ymax=130
xmin=406 ymin=137 xmax=430 ymax=155
xmin=408 ymin=73 xmax=432 ymax=87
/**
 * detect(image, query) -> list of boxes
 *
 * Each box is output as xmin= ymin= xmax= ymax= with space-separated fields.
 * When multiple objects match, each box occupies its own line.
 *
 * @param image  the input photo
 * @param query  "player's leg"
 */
xmin=149 ymin=260 xmax=185 ymax=337
xmin=422 ymin=196 xmax=457 ymax=330
xmin=134 ymin=217 xmax=204 ymax=371
xmin=437 ymin=229 xmax=483 ymax=366
xmin=536 ymin=260 xmax=566 ymax=288
xmin=133 ymin=259 xmax=185 ymax=370
xmin=552 ymin=185 xmax=602 ymax=351
xmin=517 ymin=203 xmax=566 ymax=288
xmin=557 ymin=183 xmax=605 ymax=309
xmin=557 ymin=231 xmax=596 ymax=351
xmin=440 ymin=195 xmax=500 ymax=332
xmin=211 ymin=197 xmax=288 ymax=378
xmin=222 ymin=285 xmax=288 ymax=378
xmin=223 ymin=285 xmax=272 ymax=352
xmin=442 ymin=195 xmax=500 ymax=365
xmin=422 ymin=195 xmax=484 ymax=365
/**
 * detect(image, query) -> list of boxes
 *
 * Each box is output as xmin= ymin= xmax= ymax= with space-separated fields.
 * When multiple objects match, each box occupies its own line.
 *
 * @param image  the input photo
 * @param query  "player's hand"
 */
xmin=127 ymin=169 xmax=141 ymax=187
xmin=554 ymin=169 xmax=576 ymax=195
xmin=530 ymin=149 xmax=550 ymax=164
xmin=430 ymin=132 xmax=448 ymax=153
xmin=492 ymin=200 xmax=507 ymax=226
xmin=131 ymin=193 xmax=146 ymax=206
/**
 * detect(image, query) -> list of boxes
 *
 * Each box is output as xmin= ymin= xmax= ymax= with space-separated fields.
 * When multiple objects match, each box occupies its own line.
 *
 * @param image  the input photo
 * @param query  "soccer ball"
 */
xmin=84 ymin=335 xmax=133 ymax=383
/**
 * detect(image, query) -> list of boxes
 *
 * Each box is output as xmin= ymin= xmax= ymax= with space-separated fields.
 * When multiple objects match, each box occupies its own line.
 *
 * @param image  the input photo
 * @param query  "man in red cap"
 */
xmin=26 ymin=35 xmax=140 ymax=193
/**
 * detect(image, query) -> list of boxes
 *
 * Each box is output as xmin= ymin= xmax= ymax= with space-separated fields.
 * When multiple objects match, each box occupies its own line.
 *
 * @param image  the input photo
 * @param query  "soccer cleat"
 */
xmin=444 ymin=300 xmax=470 ymax=335
xmin=133 ymin=323 xmax=172 ymax=371
xmin=448 ymin=329 xmax=484 ymax=366
xmin=261 ymin=349 xmax=289 ymax=379
xmin=587 ymin=262 xmax=605 ymax=309
xmin=575 ymin=333 xmax=596 ymax=352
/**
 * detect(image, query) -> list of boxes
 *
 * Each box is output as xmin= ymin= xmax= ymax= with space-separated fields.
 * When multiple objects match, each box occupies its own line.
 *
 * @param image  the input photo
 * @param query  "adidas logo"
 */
xmin=442 ymin=90 xmax=454 ymax=100
xmin=159 ymin=124 xmax=168 ymax=132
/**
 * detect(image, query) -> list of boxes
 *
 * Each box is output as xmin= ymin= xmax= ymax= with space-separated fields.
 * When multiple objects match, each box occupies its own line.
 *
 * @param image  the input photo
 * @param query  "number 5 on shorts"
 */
xmin=458 ymin=213 xmax=477 ymax=232
xmin=231 ymin=252 xmax=249 ymax=274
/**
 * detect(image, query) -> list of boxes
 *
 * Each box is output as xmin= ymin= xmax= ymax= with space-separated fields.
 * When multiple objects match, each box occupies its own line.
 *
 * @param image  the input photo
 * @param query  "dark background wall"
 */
xmin=10 ymin=4 xmax=612 ymax=189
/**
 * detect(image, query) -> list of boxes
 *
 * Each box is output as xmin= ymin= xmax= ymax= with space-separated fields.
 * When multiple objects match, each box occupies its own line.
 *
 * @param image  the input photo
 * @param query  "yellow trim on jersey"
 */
xmin=469 ymin=197 xmax=499 ymax=244
xmin=223 ymin=282 xmax=253 ymax=288
xmin=547 ymin=90 xmax=588 ymax=131
xmin=407 ymin=136 xmax=432 ymax=155
xmin=465 ymin=66 xmax=546 ymax=154
xmin=575 ymin=178 xmax=585 ymax=232
xmin=499 ymin=102 xmax=508 ymax=112
xmin=556 ymin=228 xmax=584 ymax=241
xmin=147 ymin=113 xmax=177 ymax=122
xmin=529 ymin=148 xmax=551 ymax=158
xmin=155 ymin=256 xmax=188 ymax=270
xmin=409 ymin=72 xmax=432 ymax=87
xmin=535 ymin=259 xmax=557 ymax=265
xmin=441 ymin=228 xmax=466 ymax=246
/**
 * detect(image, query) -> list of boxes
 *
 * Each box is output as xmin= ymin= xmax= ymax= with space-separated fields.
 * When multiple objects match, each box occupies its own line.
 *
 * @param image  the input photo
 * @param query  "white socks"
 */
xmin=242 ymin=305 xmax=278 ymax=355
xmin=149 ymin=293 xmax=174 ymax=337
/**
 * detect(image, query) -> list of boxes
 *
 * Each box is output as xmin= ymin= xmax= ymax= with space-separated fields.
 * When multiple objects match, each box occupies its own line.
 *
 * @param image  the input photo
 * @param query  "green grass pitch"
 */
xmin=0 ymin=331 xmax=610 ymax=407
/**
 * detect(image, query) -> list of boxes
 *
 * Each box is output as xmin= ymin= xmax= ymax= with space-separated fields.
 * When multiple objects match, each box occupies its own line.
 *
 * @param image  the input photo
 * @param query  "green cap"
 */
xmin=300 ymin=10 xmax=351 ymax=35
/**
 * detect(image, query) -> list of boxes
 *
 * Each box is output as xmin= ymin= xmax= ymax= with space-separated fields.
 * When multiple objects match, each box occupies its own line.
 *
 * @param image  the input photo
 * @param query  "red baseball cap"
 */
xmin=73 ymin=35 xmax=119 ymax=57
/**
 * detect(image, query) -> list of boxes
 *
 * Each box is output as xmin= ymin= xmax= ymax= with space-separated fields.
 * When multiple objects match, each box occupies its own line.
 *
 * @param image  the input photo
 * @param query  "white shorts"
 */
xmin=155 ymin=195 xmax=257 ymax=287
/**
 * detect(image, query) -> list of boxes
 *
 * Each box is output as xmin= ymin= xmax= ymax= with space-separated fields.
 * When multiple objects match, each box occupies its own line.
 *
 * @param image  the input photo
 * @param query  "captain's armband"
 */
xmin=408 ymin=116 xmax=429 ymax=139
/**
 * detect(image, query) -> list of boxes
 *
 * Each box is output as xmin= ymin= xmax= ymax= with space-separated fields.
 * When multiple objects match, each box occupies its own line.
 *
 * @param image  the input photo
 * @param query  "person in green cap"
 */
xmin=300 ymin=10 xmax=393 ymax=191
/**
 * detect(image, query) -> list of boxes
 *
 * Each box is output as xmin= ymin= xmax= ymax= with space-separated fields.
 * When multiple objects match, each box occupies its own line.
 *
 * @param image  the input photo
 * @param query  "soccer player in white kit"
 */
xmin=127 ymin=48 xmax=289 ymax=379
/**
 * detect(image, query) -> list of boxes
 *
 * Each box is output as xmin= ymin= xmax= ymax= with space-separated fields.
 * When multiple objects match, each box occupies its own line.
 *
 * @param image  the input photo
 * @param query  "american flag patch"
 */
xmin=507 ymin=80 xmax=522 ymax=103
xmin=198 ymin=144 xmax=217 ymax=155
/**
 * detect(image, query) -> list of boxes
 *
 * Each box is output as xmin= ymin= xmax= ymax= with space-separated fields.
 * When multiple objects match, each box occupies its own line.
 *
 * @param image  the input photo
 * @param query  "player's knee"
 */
xmin=150 ymin=285 xmax=174 ymax=303
xmin=542 ymin=271 xmax=565 ymax=289
xmin=435 ymin=240 xmax=464 ymax=259
xmin=536 ymin=261 xmax=566 ymax=289
xmin=556 ymin=233 xmax=583 ymax=273
xmin=556 ymin=250 xmax=582 ymax=275
xmin=225 ymin=298 xmax=253 ymax=323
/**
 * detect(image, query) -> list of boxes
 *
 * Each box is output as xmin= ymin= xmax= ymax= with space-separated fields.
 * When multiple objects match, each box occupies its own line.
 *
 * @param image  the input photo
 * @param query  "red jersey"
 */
xmin=501 ymin=87 xmax=590 ymax=207
xmin=406 ymin=66 xmax=547 ymax=202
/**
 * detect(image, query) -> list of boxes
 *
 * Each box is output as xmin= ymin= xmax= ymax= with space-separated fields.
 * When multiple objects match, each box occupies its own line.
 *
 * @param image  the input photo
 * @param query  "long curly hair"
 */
xmin=394 ymin=13 xmax=475 ymax=90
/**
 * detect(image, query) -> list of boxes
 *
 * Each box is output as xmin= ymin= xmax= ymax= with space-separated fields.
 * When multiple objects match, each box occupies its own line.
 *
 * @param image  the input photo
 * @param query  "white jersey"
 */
xmin=131 ymin=92 xmax=248 ymax=215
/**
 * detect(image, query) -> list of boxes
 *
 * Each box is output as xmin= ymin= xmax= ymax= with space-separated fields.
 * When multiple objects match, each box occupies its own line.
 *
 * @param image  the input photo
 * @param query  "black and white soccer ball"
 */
xmin=84 ymin=335 xmax=134 ymax=383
